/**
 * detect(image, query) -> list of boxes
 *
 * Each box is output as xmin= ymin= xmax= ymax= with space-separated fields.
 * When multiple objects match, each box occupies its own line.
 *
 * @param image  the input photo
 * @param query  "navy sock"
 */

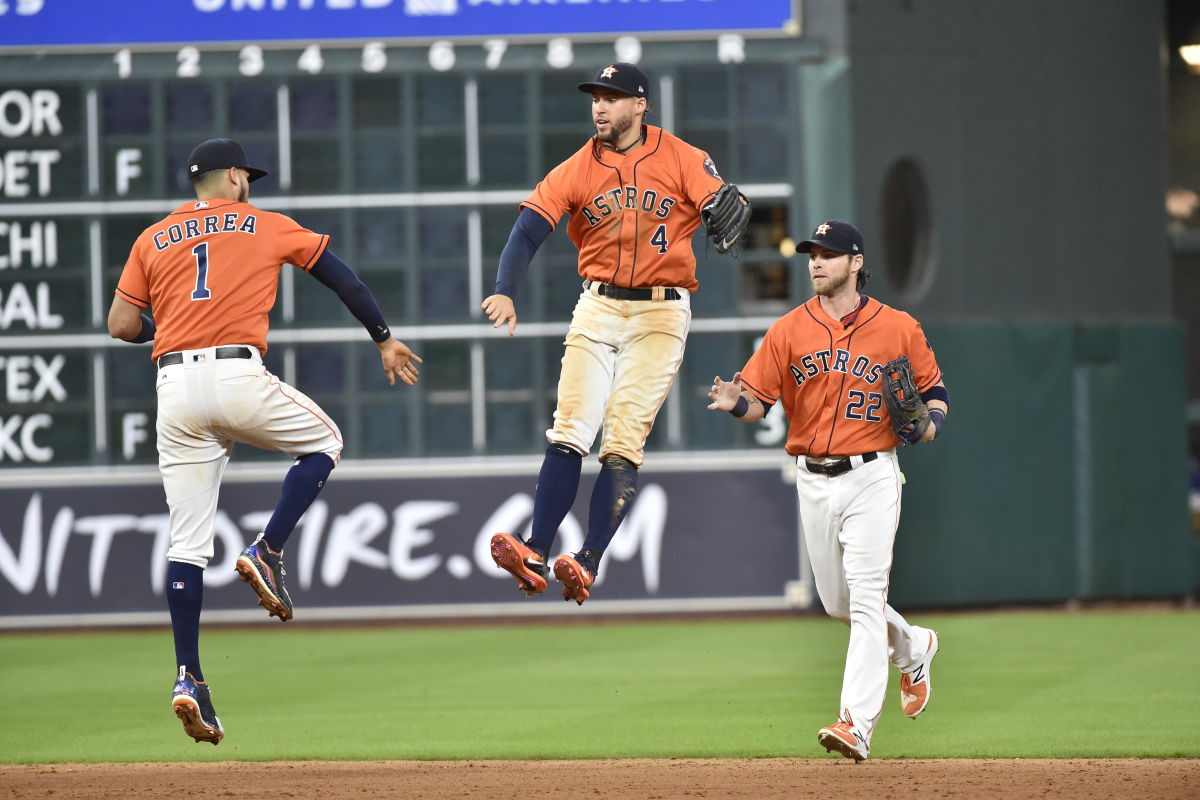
xmin=527 ymin=444 xmax=583 ymax=557
xmin=263 ymin=453 xmax=334 ymax=552
xmin=166 ymin=561 xmax=205 ymax=682
xmin=581 ymin=455 xmax=639 ymax=572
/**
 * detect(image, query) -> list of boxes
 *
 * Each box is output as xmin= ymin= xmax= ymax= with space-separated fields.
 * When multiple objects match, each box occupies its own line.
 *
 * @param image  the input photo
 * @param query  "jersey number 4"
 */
xmin=650 ymin=224 xmax=668 ymax=254
xmin=845 ymin=390 xmax=883 ymax=422
xmin=191 ymin=242 xmax=212 ymax=301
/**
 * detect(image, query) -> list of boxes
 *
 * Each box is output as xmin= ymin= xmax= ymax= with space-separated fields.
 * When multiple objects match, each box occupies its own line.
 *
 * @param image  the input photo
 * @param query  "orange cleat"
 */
xmin=817 ymin=720 xmax=868 ymax=762
xmin=490 ymin=533 xmax=549 ymax=596
xmin=900 ymin=628 xmax=939 ymax=718
xmin=552 ymin=553 xmax=595 ymax=606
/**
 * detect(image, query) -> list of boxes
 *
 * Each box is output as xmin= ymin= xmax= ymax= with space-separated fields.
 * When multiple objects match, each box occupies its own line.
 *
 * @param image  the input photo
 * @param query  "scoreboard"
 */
xmin=2 ymin=0 xmax=799 ymax=48
xmin=0 ymin=0 xmax=823 ymax=470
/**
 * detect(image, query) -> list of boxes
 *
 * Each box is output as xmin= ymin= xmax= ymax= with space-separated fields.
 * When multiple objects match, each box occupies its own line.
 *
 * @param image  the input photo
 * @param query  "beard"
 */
xmin=812 ymin=268 xmax=851 ymax=297
xmin=596 ymin=113 xmax=634 ymax=145
xmin=237 ymin=177 xmax=249 ymax=203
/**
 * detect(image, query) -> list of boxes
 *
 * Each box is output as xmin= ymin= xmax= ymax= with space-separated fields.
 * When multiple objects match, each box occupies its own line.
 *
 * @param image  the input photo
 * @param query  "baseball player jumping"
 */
xmin=107 ymin=138 xmax=422 ymax=745
xmin=707 ymin=220 xmax=947 ymax=761
xmin=482 ymin=62 xmax=751 ymax=604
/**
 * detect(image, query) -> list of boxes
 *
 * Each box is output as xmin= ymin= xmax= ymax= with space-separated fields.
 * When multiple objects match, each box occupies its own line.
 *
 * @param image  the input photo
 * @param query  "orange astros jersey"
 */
xmin=117 ymin=199 xmax=328 ymax=361
xmin=521 ymin=124 xmax=725 ymax=292
xmin=739 ymin=295 xmax=942 ymax=458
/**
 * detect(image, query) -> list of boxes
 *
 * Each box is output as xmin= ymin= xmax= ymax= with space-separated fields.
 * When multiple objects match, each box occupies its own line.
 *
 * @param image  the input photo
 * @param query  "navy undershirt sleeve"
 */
xmin=308 ymin=248 xmax=391 ymax=343
xmin=495 ymin=208 xmax=553 ymax=298
xmin=919 ymin=384 xmax=949 ymax=407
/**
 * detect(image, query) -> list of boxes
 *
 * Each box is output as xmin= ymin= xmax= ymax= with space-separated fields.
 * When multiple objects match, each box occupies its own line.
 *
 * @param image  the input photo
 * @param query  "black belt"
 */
xmin=585 ymin=280 xmax=680 ymax=301
xmin=804 ymin=451 xmax=878 ymax=477
xmin=157 ymin=346 xmax=253 ymax=369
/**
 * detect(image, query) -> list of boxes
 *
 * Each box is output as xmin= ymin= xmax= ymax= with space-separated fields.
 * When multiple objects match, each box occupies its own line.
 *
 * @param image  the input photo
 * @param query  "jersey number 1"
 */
xmin=191 ymin=242 xmax=212 ymax=301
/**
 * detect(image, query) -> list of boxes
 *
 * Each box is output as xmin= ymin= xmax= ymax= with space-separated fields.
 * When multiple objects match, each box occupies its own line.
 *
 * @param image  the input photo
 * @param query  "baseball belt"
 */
xmin=157 ymin=346 xmax=253 ymax=369
xmin=804 ymin=451 xmax=879 ymax=477
xmin=584 ymin=280 xmax=680 ymax=301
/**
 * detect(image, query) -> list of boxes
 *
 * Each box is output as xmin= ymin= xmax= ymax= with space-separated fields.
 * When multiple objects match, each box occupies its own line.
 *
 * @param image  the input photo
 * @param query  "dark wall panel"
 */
xmin=847 ymin=0 xmax=1170 ymax=319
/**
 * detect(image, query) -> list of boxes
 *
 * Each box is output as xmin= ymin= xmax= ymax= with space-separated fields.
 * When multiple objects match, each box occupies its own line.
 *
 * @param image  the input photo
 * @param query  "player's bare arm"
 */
xmin=706 ymin=372 xmax=767 ymax=423
xmin=107 ymin=295 xmax=156 ymax=344
xmin=377 ymin=338 xmax=422 ymax=387
xmin=481 ymin=293 xmax=517 ymax=336
xmin=107 ymin=296 xmax=143 ymax=340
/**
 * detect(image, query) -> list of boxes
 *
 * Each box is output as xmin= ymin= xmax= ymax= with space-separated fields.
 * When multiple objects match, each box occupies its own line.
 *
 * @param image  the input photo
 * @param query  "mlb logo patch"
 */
xmin=171 ymin=581 xmax=185 ymax=589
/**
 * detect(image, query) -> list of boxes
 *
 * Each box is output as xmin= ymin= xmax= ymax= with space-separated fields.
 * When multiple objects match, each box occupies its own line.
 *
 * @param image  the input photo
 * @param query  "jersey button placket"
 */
xmin=617 ymin=208 xmax=636 ymax=286
xmin=621 ymin=209 xmax=636 ymax=252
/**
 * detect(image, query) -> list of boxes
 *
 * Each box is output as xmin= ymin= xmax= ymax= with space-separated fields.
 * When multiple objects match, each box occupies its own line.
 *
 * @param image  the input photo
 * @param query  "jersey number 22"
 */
xmin=845 ymin=390 xmax=883 ymax=422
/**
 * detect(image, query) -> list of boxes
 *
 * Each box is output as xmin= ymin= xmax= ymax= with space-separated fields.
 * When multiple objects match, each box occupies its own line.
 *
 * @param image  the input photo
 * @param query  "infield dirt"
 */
xmin=4 ymin=758 xmax=1198 ymax=799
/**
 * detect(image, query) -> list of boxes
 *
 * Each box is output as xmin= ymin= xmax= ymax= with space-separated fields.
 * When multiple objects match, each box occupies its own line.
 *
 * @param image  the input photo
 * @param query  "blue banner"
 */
xmin=0 ymin=467 xmax=800 ymax=622
xmin=0 ymin=0 xmax=798 ymax=49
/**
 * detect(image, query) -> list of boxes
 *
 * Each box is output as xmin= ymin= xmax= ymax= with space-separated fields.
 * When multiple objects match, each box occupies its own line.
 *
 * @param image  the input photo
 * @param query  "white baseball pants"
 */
xmin=795 ymin=449 xmax=928 ymax=741
xmin=547 ymin=284 xmax=691 ymax=466
xmin=156 ymin=345 xmax=343 ymax=567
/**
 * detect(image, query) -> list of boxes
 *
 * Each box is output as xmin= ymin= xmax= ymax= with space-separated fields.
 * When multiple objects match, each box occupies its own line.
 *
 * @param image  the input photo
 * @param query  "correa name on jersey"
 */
xmin=788 ymin=348 xmax=887 ymax=387
xmin=580 ymin=186 xmax=676 ymax=226
xmin=151 ymin=213 xmax=258 ymax=252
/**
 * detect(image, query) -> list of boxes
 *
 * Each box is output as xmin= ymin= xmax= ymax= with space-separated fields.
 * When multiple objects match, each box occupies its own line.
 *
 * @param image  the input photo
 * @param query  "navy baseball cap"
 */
xmin=186 ymin=138 xmax=268 ymax=183
xmin=797 ymin=220 xmax=865 ymax=255
xmin=578 ymin=62 xmax=650 ymax=100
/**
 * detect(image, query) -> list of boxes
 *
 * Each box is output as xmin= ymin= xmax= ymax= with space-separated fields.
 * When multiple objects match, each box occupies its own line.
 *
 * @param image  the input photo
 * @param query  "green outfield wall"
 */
xmin=887 ymin=321 xmax=1192 ymax=607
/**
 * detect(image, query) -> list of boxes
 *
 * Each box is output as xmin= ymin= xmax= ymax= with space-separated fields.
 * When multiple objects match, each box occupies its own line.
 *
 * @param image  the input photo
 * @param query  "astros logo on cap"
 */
xmin=815 ymin=222 xmax=832 ymax=235
xmin=601 ymin=65 xmax=618 ymax=78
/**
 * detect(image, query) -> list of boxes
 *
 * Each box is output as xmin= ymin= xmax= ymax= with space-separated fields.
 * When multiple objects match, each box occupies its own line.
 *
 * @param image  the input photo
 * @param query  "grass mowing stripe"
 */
xmin=1 ymin=609 xmax=1196 ymax=762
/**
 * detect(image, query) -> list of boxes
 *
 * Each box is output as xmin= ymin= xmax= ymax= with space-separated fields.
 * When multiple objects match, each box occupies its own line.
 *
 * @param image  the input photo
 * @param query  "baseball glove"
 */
xmin=701 ymin=183 xmax=751 ymax=254
xmin=881 ymin=356 xmax=931 ymax=445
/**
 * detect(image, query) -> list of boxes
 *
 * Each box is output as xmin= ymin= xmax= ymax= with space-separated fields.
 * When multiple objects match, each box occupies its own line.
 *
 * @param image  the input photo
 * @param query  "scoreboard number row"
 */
xmin=105 ymin=35 xmax=746 ymax=80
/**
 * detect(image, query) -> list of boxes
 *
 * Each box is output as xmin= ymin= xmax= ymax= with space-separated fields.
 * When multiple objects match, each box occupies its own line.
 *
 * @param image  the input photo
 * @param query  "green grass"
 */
xmin=1 ymin=608 xmax=1197 ymax=762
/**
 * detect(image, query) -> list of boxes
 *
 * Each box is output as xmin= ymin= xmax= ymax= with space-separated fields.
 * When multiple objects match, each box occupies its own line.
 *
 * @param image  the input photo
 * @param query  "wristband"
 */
xmin=131 ymin=313 xmax=156 ymax=344
xmin=730 ymin=395 xmax=749 ymax=418
xmin=920 ymin=385 xmax=949 ymax=405
xmin=929 ymin=409 xmax=945 ymax=436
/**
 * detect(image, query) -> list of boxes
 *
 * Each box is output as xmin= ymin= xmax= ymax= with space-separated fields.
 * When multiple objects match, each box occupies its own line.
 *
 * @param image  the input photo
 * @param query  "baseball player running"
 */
xmin=482 ymin=62 xmax=751 ymax=604
xmin=707 ymin=220 xmax=947 ymax=761
xmin=107 ymin=138 xmax=421 ymax=745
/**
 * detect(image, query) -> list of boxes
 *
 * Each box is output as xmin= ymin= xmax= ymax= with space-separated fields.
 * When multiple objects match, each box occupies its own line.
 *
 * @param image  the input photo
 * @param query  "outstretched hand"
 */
xmin=378 ymin=339 xmax=423 ymax=386
xmin=706 ymin=372 xmax=743 ymax=411
xmin=481 ymin=294 xmax=517 ymax=336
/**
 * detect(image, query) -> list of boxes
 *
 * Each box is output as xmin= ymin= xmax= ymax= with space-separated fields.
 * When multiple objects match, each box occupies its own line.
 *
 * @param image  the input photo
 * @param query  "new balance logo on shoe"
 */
xmin=817 ymin=720 xmax=868 ymax=762
xmin=900 ymin=628 xmax=939 ymax=718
